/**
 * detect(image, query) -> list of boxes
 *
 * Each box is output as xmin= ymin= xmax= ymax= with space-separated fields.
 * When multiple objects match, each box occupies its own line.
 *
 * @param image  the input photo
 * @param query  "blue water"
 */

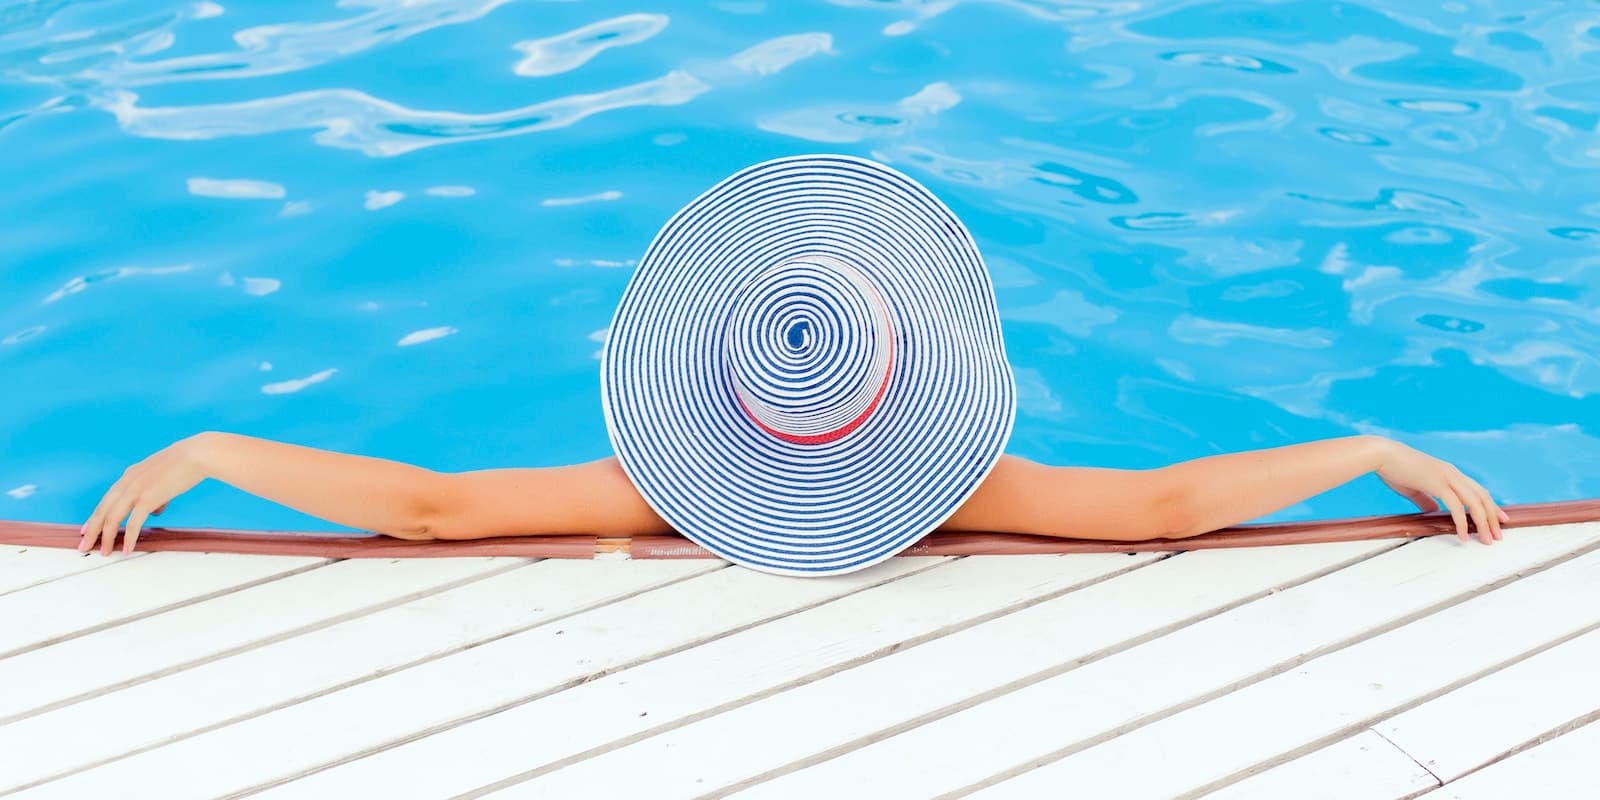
xmin=2 ymin=0 xmax=1597 ymax=533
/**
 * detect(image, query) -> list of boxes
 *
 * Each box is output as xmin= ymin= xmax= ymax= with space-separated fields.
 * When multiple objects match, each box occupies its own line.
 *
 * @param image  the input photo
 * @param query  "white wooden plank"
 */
xmin=1431 ymin=719 xmax=1600 ymax=799
xmin=488 ymin=538 xmax=1401 ymax=799
xmin=0 ymin=556 xmax=527 ymax=723
xmin=731 ymin=522 xmax=1600 ymax=800
xmin=0 ymin=551 xmax=326 ymax=658
xmin=0 ymin=546 xmax=150 ymax=596
xmin=1201 ymin=730 xmax=1438 ymax=800
xmin=966 ymin=533 xmax=1600 ymax=799
xmin=1376 ymin=625 xmax=1600 ymax=782
xmin=7 ymin=557 xmax=947 ymax=799
xmin=0 ymin=557 xmax=719 ymax=796
xmin=249 ymin=550 xmax=1170 ymax=800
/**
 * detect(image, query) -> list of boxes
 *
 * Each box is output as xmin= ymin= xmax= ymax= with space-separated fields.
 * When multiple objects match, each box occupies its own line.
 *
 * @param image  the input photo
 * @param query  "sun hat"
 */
xmin=601 ymin=153 xmax=1016 ymax=577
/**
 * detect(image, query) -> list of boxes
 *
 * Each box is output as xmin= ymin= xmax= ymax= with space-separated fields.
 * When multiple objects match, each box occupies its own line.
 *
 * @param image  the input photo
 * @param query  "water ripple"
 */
xmin=186 ymin=177 xmax=284 ymax=199
xmin=96 ymin=74 xmax=704 ymax=156
xmin=41 ymin=265 xmax=192 ymax=305
xmin=542 ymin=190 xmax=622 ymax=207
xmin=512 ymin=14 xmax=668 ymax=78
xmin=1159 ymin=50 xmax=1295 ymax=74
xmin=757 ymin=81 xmax=958 ymax=144
xmin=261 ymin=368 xmax=337 ymax=395
xmin=91 ymin=33 xmax=829 ymax=155
xmin=73 ymin=0 xmax=519 ymax=88
xmin=4 ymin=0 xmax=1599 ymax=520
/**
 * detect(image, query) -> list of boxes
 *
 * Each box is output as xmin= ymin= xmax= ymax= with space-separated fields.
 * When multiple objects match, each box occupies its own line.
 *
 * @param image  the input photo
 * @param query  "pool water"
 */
xmin=2 ymin=0 xmax=1596 ymax=533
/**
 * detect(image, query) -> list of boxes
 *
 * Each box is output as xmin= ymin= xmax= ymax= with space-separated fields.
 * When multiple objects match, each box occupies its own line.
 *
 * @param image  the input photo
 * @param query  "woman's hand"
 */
xmin=1374 ymin=437 xmax=1507 ymax=545
xmin=80 ymin=432 xmax=213 ymax=556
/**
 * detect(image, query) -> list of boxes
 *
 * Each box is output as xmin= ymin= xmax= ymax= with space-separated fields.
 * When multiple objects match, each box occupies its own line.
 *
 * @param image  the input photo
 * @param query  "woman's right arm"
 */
xmin=81 ymin=431 xmax=443 ymax=555
xmin=80 ymin=432 xmax=670 ymax=556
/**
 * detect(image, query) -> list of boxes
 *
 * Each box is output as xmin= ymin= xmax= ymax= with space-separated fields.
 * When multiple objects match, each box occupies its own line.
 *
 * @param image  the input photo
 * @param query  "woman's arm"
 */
xmin=942 ymin=435 xmax=1507 ymax=544
xmin=1163 ymin=434 xmax=1505 ymax=542
xmin=194 ymin=434 xmax=669 ymax=540
xmin=78 ymin=431 xmax=670 ymax=555
xmin=196 ymin=431 xmax=442 ymax=540
xmin=80 ymin=431 xmax=441 ymax=554
xmin=1162 ymin=433 xmax=1391 ymax=538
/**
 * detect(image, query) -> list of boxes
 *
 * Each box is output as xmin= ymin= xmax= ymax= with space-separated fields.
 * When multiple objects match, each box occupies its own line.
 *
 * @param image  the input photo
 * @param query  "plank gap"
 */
xmin=445 ymin=552 xmax=1175 ymax=799
xmin=709 ymin=539 xmax=1411 ymax=800
xmin=1421 ymin=702 xmax=1600 ymax=797
xmin=0 ymin=550 xmax=152 ymax=598
xmin=226 ymin=557 xmax=967 ymax=799
xmin=3 ymin=561 xmax=726 ymax=797
xmin=940 ymin=533 xmax=1600 ymax=799
xmin=0 ymin=557 xmax=335 ymax=662
xmin=1183 ymin=617 xmax=1600 ymax=800
xmin=1 ymin=558 xmax=538 ymax=728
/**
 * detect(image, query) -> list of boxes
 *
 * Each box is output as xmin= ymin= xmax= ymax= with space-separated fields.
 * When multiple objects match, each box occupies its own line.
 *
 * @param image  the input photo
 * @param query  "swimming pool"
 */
xmin=2 ymin=0 xmax=1596 ymax=533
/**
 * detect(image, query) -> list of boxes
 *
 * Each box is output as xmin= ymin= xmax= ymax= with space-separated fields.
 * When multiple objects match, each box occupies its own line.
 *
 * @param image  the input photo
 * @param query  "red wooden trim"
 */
xmin=3 ymin=498 xmax=1596 ymax=561
xmin=0 ymin=522 xmax=596 ymax=559
xmin=627 ymin=498 xmax=1600 ymax=559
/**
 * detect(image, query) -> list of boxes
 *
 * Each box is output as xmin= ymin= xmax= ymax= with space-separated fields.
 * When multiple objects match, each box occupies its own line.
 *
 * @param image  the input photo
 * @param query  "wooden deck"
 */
xmin=2 ymin=520 xmax=1597 ymax=799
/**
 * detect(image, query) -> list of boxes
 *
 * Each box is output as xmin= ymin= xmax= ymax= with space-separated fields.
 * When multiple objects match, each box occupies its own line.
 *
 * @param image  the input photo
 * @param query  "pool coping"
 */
xmin=3 ymin=498 xmax=1597 ymax=560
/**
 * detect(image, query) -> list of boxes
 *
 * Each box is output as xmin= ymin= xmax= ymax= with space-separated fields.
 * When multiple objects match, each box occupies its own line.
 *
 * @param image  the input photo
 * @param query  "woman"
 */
xmin=75 ymin=156 xmax=1509 ymax=562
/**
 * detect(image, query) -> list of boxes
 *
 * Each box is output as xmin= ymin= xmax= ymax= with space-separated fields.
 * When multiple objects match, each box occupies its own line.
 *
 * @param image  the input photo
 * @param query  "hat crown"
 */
xmin=724 ymin=254 xmax=893 ymax=445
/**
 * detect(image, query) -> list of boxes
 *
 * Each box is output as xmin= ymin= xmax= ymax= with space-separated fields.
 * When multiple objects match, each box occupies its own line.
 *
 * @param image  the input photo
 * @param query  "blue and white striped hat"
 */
xmin=601 ymin=154 xmax=1016 ymax=577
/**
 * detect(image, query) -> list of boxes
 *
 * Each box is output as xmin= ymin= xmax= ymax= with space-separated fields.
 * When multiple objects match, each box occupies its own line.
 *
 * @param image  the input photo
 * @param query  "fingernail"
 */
xmin=77 ymin=537 xmax=88 ymax=552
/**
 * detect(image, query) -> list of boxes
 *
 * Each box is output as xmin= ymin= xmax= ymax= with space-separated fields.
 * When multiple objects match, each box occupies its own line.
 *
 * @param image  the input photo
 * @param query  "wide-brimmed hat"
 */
xmin=601 ymin=154 xmax=1016 ymax=577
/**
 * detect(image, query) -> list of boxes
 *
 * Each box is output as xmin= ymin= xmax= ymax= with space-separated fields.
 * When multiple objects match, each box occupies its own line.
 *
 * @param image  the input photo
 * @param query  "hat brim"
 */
xmin=601 ymin=154 xmax=1016 ymax=577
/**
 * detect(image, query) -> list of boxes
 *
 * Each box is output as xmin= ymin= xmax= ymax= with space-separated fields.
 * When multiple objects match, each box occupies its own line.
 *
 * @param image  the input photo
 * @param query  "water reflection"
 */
xmin=542 ymin=190 xmax=622 ymax=207
xmin=261 ymin=368 xmax=337 ymax=395
xmin=758 ymin=81 xmax=959 ymax=143
xmin=91 ymin=31 xmax=830 ymax=156
xmin=187 ymin=177 xmax=285 ymax=199
xmin=363 ymin=190 xmax=404 ymax=210
xmin=1 ymin=0 xmax=1597 ymax=527
xmin=71 ymin=0 xmax=524 ymax=87
xmin=398 ymin=327 xmax=457 ymax=347
xmin=512 ymin=14 xmax=668 ymax=78
xmin=41 ymin=265 xmax=192 ymax=305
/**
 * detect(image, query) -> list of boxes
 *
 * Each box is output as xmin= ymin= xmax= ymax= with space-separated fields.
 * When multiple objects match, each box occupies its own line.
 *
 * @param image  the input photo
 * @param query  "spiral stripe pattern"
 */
xmin=725 ymin=255 xmax=894 ymax=444
xmin=601 ymin=154 xmax=1017 ymax=577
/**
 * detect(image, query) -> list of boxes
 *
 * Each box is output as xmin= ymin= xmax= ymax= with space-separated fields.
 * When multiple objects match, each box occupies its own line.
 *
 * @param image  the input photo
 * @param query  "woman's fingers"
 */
xmin=81 ymin=442 xmax=200 ymax=556
xmin=1456 ymin=481 xmax=1492 ymax=545
xmin=123 ymin=507 xmax=151 ymax=554
xmin=79 ymin=481 xmax=121 ymax=552
xmin=1455 ymin=473 xmax=1503 ymax=541
xmin=1484 ymin=486 xmax=1497 ymax=537
xmin=1402 ymin=488 xmax=1440 ymax=514
xmin=81 ymin=486 xmax=124 ymax=554
xmin=100 ymin=494 xmax=131 ymax=556
xmin=1478 ymin=486 xmax=1503 ymax=541
xmin=1436 ymin=486 xmax=1470 ymax=543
